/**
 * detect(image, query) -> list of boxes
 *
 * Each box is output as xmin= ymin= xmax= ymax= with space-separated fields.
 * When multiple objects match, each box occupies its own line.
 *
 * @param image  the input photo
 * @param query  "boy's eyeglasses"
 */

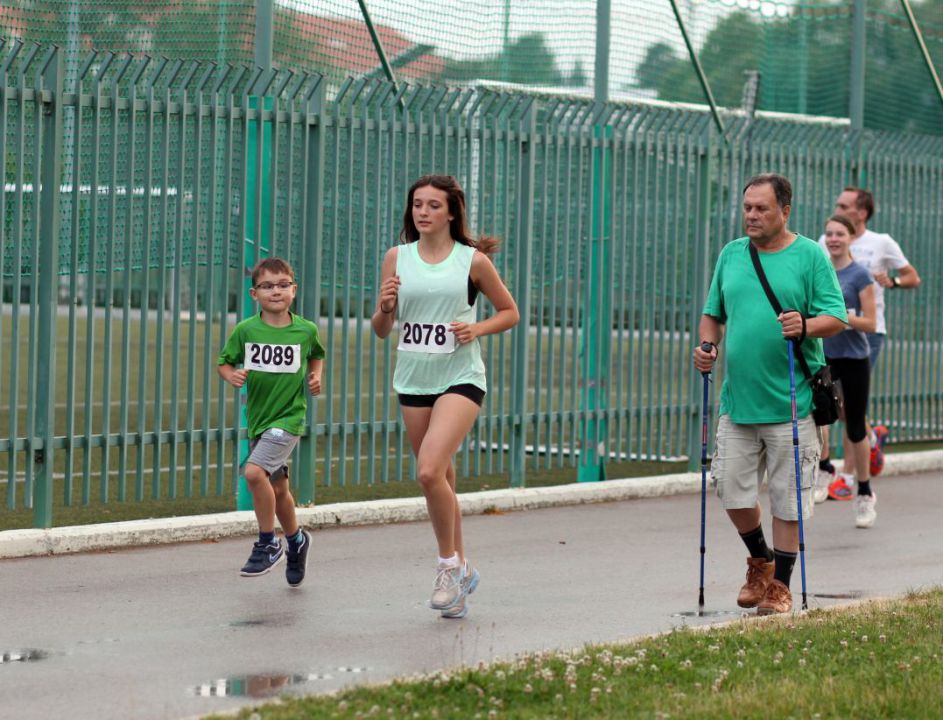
xmin=254 ymin=281 xmax=295 ymax=291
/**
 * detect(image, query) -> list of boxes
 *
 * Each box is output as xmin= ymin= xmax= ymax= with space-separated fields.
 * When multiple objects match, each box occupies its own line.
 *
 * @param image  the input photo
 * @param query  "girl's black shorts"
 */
xmin=398 ymin=383 xmax=485 ymax=408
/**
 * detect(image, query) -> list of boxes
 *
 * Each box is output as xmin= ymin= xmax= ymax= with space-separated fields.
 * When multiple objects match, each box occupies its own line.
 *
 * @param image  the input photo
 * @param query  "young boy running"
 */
xmin=218 ymin=257 xmax=325 ymax=587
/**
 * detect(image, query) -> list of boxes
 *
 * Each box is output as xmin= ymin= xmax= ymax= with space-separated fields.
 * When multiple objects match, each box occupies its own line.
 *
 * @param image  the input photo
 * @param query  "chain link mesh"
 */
xmin=1 ymin=1 xmax=940 ymax=133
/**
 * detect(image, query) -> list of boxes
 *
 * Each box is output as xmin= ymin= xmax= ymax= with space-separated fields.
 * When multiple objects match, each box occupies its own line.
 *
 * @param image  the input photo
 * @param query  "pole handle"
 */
xmin=700 ymin=341 xmax=714 ymax=377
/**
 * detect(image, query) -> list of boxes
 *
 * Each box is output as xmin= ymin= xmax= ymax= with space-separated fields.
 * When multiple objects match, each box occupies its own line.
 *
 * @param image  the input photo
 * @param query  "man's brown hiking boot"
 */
xmin=737 ymin=557 xmax=774 ymax=608
xmin=757 ymin=578 xmax=793 ymax=615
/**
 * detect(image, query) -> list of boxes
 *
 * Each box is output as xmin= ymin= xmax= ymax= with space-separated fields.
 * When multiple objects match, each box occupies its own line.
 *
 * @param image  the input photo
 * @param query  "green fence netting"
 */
xmin=1 ymin=1 xmax=940 ymax=134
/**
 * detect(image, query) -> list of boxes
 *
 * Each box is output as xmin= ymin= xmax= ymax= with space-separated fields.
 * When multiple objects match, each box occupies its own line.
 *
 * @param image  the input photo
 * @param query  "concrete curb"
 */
xmin=2 ymin=449 xmax=941 ymax=560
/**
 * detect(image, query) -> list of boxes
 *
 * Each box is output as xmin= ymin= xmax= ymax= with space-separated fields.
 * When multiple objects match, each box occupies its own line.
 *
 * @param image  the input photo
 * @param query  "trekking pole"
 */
xmin=698 ymin=341 xmax=713 ymax=615
xmin=786 ymin=339 xmax=809 ymax=610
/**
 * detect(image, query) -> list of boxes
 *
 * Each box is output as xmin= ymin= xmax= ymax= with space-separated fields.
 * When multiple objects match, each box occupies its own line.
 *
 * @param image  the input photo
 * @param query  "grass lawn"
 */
xmin=209 ymin=588 xmax=943 ymax=719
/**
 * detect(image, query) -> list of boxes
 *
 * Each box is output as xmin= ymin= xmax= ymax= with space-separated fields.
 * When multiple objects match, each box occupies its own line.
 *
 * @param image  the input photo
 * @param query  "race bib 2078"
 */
xmin=244 ymin=343 xmax=302 ymax=373
xmin=397 ymin=321 xmax=456 ymax=354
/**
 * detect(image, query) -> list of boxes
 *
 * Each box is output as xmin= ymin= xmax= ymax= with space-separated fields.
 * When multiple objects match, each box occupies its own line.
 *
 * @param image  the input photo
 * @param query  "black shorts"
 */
xmin=826 ymin=356 xmax=870 ymax=442
xmin=398 ymin=383 xmax=485 ymax=408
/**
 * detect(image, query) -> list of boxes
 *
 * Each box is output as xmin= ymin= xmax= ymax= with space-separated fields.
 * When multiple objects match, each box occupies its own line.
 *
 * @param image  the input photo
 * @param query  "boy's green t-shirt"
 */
xmin=217 ymin=312 xmax=326 ymax=438
xmin=703 ymin=235 xmax=847 ymax=424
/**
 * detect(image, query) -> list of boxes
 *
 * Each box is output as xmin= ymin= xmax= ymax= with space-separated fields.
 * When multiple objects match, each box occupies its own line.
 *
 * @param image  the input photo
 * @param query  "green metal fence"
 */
xmin=2 ymin=44 xmax=942 ymax=527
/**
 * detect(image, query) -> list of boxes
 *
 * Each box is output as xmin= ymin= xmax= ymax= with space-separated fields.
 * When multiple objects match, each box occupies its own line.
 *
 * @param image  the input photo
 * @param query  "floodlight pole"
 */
xmin=850 ymin=0 xmax=866 ymax=132
xmin=899 ymin=0 xmax=943 ymax=111
xmin=668 ymin=0 xmax=726 ymax=138
xmin=357 ymin=0 xmax=404 ymax=109
xmin=594 ymin=0 xmax=610 ymax=103
xmin=237 ymin=0 xmax=276 ymax=511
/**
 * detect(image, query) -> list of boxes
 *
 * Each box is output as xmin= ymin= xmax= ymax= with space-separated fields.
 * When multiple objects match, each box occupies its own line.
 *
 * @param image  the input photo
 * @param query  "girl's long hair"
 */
xmin=400 ymin=175 xmax=500 ymax=257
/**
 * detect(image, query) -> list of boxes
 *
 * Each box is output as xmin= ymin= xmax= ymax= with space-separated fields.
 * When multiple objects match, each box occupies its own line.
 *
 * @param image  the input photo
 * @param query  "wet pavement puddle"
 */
xmin=190 ymin=672 xmax=334 ymax=698
xmin=671 ymin=610 xmax=744 ymax=618
xmin=808 ymin=591 xmax=864 ymax=599
xmin=190 ymin=667 xmax=369 ymax=698
xmin=1 ymin=649 xmax=48 ymax=664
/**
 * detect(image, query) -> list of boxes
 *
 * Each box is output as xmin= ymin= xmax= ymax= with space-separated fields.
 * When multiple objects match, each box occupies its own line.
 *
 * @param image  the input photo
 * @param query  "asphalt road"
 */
xmin=1 ymin=471 xmax=941 ymax=720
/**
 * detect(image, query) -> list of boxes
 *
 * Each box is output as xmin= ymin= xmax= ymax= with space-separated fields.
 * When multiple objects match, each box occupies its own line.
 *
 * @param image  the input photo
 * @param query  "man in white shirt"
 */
xmin=816 ymin=187 xmax=921 ymax=492
xmin=829 ymin=187 xmax=921 ymax=370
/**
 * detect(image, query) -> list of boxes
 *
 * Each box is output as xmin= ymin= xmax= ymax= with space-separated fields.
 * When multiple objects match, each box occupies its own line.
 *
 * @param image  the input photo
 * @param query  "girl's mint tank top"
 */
xmin=392 ymin=241 xmax=487 ymax=395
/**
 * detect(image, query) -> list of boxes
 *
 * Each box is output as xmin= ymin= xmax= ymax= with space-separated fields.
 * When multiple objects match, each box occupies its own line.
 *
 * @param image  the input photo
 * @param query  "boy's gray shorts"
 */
xmin=710 ymin=414 xmax=820 ymax=521
xmin=244 ymin=428 xmax=299 ymax=483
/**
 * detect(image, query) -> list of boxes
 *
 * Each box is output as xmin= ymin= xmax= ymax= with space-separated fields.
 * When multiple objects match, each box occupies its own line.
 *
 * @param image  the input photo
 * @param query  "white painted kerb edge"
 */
xmin=2 ymin=450 xmax=941 ymax=559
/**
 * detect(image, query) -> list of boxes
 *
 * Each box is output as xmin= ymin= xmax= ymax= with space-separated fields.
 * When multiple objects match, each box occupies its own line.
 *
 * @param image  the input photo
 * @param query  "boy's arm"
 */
xmin=218 ymin=363 xmax=249 ymax=388
xmin=307 ymin=357 xmax=323 ymax=396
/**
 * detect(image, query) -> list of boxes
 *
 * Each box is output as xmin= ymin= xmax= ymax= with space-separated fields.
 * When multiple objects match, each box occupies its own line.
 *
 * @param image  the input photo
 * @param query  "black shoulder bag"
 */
xmin=748 ymin=243 xmax=843 ymax=426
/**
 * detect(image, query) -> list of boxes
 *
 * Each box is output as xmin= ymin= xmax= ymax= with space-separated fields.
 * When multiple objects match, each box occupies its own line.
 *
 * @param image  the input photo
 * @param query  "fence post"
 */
xmin=510 ymin=99 xmax=537 ymax=488
xmin=296 ymin=79 xmax=326 ymax=505
xmin=578 ymin=109 xmax=613 ymax=482
xmin=33 ymin=47 xmax=64 ymax=528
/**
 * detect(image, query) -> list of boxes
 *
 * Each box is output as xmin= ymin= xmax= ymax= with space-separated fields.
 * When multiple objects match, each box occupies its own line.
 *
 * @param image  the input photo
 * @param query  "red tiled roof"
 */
xmin=288 ymin=12 xmax=443 ymax=80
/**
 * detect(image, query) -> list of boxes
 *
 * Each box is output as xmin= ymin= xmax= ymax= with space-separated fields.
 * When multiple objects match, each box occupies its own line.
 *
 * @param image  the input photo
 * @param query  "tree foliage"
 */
xmin=634 ymin=0 xmax=943 ymax=136
xmin=442 ymin=33 xmax=564 ymax=86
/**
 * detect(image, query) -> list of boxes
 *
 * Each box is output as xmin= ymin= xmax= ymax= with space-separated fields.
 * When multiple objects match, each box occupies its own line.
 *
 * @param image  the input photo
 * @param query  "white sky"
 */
xmin=282 ymin=0 xmax=799 ymax=87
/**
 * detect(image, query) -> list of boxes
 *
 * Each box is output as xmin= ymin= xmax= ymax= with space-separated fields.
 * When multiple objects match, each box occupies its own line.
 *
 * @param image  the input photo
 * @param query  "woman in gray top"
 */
xmin=819 ymin=215 xmax=878 ymax=528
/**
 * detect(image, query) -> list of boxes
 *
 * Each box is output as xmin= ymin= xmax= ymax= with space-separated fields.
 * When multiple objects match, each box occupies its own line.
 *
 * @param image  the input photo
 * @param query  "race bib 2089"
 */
xmin=244 ymin=343 xmax=302 ymax=373
xmin=397 ymin=321 xmax=456 ymax=354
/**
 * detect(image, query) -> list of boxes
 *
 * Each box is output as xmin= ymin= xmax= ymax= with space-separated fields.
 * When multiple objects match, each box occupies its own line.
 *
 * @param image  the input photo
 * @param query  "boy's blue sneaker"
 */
xmin=285 ymin=530 xmax=311 ymax=588
xmin=240 ymin=539 xmax=284 ymax=577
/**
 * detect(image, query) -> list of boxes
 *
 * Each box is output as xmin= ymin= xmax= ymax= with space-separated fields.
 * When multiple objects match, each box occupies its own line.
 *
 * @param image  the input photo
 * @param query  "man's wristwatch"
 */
xmin=892 ymin=276 xmax=902 ymax=288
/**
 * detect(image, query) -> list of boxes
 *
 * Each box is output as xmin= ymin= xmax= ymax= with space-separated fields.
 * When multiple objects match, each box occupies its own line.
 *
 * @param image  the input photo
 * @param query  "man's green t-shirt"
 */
xmin=218 ymin=313 xmax=326 ymax=438
xmin=703 ymin=235 xmax=847 ymax=424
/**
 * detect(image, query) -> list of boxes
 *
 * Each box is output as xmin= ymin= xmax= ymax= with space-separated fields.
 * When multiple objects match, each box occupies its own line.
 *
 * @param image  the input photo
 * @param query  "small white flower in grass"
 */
xmin=711 ymin=669 xmax=729 ymax=692
xmin=736 ymin=661 xmax=744 ymax=668
xmin=650 ymin=664 xmax=659 ymax=672
xmin=569 ymin=682 xmax=578 ymax=693
xmin=708 ymin=645 xmax=720 ymax=653
xmin=488 ymin=711 xmax=497 ymax=720
xmin=590 ymin=687 xmax=601 ymax=705
xmin=736 ymin=648 xmax=746 ymax=658
xmin=523 ymin=683 xmax=533 ymax=694
xmin=798 ymin=658 xmax=806 ymax=667
xmin=840 ymin=640 xmax=848 ymax=648
xmin=494 ymin=670 xmax=505 ymax=681
xmin=554 ymin=693 xmax=564 ymax=704
xmin=338 ymin=701 xmax=348 ymax=711
xmin=860 ymin=635 xmax=868 ymax=642
xmin=680 ymin=659 xmax=692 ymax=669
xmin=879 ymin=634 xmax=887 ymax=643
